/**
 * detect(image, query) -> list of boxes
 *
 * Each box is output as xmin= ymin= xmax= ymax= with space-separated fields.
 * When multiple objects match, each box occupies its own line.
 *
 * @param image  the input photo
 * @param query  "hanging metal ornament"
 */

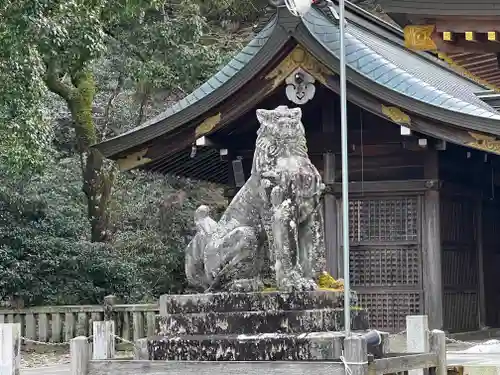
xmin=285 ymin=68 xmax=316 ymax=105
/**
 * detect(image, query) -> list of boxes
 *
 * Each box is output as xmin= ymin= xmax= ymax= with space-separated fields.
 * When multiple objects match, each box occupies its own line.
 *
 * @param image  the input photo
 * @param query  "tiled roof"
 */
xmin=96 ymin=15 xmax=278 ymax=155
xmin=302 ymin=7 xmax=500 ymax=119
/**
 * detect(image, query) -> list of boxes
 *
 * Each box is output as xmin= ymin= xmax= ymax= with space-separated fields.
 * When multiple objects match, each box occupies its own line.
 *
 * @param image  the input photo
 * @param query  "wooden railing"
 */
xmin=0 ymin=296 xmax=158 ymax=344
xmin=0 ymin=314 xmax=449 ymax=375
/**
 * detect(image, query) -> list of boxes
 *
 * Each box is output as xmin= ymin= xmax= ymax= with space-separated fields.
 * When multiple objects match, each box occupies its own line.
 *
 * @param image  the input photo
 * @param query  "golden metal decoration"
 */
xmin=265 ymin=45 xmax=331 ymax=89
xmin=381 ymin=105 xmax=411 ymax=125
xmin=465 ymin=31 xmax=476 ymax=42
xmin=488 ymin=31 xmax=498 ymax=42
xmin=442 ymin=31 xmax=453 ymax=42
xmin=195 ymin=113 xmax=221 ymax=138
xmin=116 ymin=148 xmax=152 ymax=171
xmin=467 ymin=132 xmax=500 ymax=155
xmin=403 ymin=25 xmax=437 ymax=51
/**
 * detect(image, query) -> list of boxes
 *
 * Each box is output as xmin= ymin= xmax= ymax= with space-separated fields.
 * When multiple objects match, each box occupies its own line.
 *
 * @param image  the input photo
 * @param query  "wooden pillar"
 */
xmin=322 ymin=98 xmax=339 ymax=278
xmin=223 ymin=150 xmax=238 ymax=204
xmin=422 ymin=149 xmax=443 ymax=330
xmin=475 ymin=159 xmax=487 ymax=328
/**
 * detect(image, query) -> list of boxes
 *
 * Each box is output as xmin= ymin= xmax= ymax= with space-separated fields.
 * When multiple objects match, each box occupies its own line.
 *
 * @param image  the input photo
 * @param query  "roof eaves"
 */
xmin=301 ymin=8 xmax=500 ymax=120
xmin=94 ymin=13 xmax=281 ymax=158
xmin=319 ymin=0 xmax=490 ymax=90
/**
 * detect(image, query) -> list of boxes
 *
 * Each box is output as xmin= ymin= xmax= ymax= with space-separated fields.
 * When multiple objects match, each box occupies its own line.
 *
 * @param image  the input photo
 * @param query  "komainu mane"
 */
xmin=185 ymin=105 xmax=326 ymax=292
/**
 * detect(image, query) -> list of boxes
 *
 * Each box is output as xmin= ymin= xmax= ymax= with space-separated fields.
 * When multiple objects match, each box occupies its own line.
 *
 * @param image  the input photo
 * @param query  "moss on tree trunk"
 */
xmin=45 ymin=68 xmax=115 ymax=242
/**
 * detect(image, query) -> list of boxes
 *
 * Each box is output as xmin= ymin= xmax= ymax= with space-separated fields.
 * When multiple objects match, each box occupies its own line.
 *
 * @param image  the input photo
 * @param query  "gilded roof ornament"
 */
xmin=467 ymin=132 xmax=500 ymax=155
xmin=195 ymin=113 xmax=222 ymax=138
xmin=265 ymin=46 xmax=330 ymax=89
xmin=403 ymin=25 xmax=437 ymax=51
xmin=381 ymin=105 xmax=411 ymax=125
xmin=116 ymin=149 xmax=151 ymax=171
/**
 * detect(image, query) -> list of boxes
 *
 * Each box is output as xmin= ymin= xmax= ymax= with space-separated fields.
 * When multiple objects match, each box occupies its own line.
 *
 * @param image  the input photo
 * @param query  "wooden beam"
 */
xmin=324 ymin=74 xmax=500 ymax=157
xmin=88 ymin=361 xmax=347 ymax=375
xmin=372 ymin=353 xmax=438 ymax=374
xmin=434 ymin=38 xmax=500 ymax=54
xmin=422 ymin=149 xmax=444 ymax=330
xmin=328 ymin=180 xmax=436 ymax=195
xmin=224 ymin=151 xmax=237 ymax=203
xmin=434 ymin=18 xmax=500 ymax=34
xmin=139 ymin=76 xmax=276 ymax=168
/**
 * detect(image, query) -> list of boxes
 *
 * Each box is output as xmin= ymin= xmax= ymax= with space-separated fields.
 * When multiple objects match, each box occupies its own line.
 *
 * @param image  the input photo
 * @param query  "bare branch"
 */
xmin=101 ymin=72 xmax=125 ymax=140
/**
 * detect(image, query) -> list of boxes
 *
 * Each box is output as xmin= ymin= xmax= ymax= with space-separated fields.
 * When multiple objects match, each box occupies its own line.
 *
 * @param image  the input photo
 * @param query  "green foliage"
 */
xmin=0 ymin=32 xmax=53 ymax=175
xmin=0 ymin=157 xmax=226 ymax=306
xmin=0 ymin=0 xmax=252 ymax=304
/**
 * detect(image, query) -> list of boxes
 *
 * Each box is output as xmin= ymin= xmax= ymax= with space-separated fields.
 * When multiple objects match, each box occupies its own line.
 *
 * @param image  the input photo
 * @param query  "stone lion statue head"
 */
xmin=252 ymin=105 xmax=324 ymax=211
xmin=255 ymin=105 xmax=305 ymax=140
xmin=252 ymin=106 xmax=309 ymax=176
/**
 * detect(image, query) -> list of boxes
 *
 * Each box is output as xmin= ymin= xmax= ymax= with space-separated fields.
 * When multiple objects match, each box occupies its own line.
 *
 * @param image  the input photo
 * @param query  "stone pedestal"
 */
xmin=148 ymin=290 xmax=370 ymax=361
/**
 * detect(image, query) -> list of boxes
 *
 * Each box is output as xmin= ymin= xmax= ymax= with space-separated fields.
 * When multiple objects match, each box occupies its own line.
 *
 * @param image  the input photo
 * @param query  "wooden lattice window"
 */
xmin=358 ymin=292 xmax=422 ymax=332
xmin=350 ymin=246 xmax=420 ymax=287
xmin=349 ymin=197 xmax=418 ymax=243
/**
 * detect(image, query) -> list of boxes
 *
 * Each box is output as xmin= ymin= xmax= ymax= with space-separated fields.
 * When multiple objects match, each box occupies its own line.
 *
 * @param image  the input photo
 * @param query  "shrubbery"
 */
xmin=0 ymin=156 xmax=226 ymax=307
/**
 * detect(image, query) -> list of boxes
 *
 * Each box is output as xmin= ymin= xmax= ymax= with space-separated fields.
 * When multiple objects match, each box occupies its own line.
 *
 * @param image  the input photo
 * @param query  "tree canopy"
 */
xmin=0 ymin=0 xmax=263 ymax=305
xmin=0 ymin=0 xmax=255 ymax=243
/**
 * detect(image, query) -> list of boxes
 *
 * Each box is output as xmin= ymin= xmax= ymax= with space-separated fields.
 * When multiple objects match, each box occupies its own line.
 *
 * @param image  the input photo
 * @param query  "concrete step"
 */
xmin=158 ymin=308 xmax=368 ymax=335
xmin=160 ymin=290 xmax=354 ymax=315
xmin=148 ymin=331 xmax=349 ymax=361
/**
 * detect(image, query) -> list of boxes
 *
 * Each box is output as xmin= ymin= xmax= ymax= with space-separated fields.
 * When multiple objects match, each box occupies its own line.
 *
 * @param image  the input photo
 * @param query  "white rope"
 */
xmin=340 ymin=354 xmax=368 ymax=375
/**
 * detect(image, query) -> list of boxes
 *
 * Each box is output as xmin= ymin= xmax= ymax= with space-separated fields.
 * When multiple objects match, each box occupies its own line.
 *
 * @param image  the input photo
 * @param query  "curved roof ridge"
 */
xmin=302 ymin=8 xmax=500 ymax=120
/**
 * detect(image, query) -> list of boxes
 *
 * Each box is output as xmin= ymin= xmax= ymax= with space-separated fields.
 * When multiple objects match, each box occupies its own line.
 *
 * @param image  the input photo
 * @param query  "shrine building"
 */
xmin=93 ymin=0 xmax=500 ymax=333
xmin=377 ymin=0 xmax=500 ymax=91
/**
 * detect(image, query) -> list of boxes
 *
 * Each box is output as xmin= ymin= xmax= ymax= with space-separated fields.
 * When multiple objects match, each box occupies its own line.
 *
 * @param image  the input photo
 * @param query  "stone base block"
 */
xmin=159 ymin=290 xmax=350 ymax=315
xmin=158 ymin=308 xmax=368 ymax=335
xmin=152 ymin=290 xmax=369 ymax=361
xmin=149 ymin=332 xmax=347 ymax=361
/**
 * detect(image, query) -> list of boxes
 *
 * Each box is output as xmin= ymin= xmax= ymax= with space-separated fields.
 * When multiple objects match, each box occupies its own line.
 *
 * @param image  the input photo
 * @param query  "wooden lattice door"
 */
xmin=347 ymin=195 xmax=424 ymax=332
xmin=441 ymin=196 xmax=479 ymax=332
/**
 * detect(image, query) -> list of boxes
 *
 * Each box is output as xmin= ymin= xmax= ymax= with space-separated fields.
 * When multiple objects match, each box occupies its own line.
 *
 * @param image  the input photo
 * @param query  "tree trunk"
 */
xmin=82 ymin=148 xmax=114 ymax=242
xmin=69 ymin=72 xmax=115 ymax=242
xmin=45 ymin=68 xmax=115 ymax=242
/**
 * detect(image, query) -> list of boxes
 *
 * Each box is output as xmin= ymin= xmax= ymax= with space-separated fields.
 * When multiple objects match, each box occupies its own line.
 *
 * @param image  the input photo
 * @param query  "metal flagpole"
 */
xmin=284 ymin=0 xmax=350 ymax=336
xmin=338 ymin=0 xmax=351 ymax=336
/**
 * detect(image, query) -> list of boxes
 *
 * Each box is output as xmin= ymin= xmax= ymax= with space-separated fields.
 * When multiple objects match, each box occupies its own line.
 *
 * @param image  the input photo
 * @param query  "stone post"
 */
xmin=407 ymin=315 xmax=430 ymax=375
xmin=0 ymin=323 xmax=20 ymax=375
xmin=134 ymin=338 xmax=149 ymax=360
xmin=70 ymin=336 xmax=89 ymax=375
xmin=430 ymin=330 xmax=446 ymax=375
xmin=344 ymin=335 xmax=368 ymax=375
xmin=92 ymin=321 xmax=115 ymax=360
xmin=103 ymin=295 xmax=117 ymax=321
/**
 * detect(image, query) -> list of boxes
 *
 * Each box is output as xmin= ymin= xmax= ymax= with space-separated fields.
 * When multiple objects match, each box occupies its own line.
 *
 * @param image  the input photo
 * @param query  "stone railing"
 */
xmin=0 ymin=296 xmax=158 ymax=345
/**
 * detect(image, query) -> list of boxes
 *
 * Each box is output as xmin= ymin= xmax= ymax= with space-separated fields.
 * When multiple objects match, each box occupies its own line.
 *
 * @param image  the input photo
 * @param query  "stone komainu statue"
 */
xmin=185 ymin=105 xmax=326 ymax=292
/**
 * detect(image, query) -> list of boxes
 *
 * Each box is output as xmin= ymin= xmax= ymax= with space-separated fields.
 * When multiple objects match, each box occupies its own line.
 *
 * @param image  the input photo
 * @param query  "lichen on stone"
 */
xmin=317 ymin=271 xmax=344 ymax=290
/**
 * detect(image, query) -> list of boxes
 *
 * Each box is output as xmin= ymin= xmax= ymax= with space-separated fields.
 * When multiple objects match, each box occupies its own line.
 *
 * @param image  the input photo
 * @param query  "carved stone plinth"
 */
xmin=149 ymin=291 xmax=369 ymax=361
